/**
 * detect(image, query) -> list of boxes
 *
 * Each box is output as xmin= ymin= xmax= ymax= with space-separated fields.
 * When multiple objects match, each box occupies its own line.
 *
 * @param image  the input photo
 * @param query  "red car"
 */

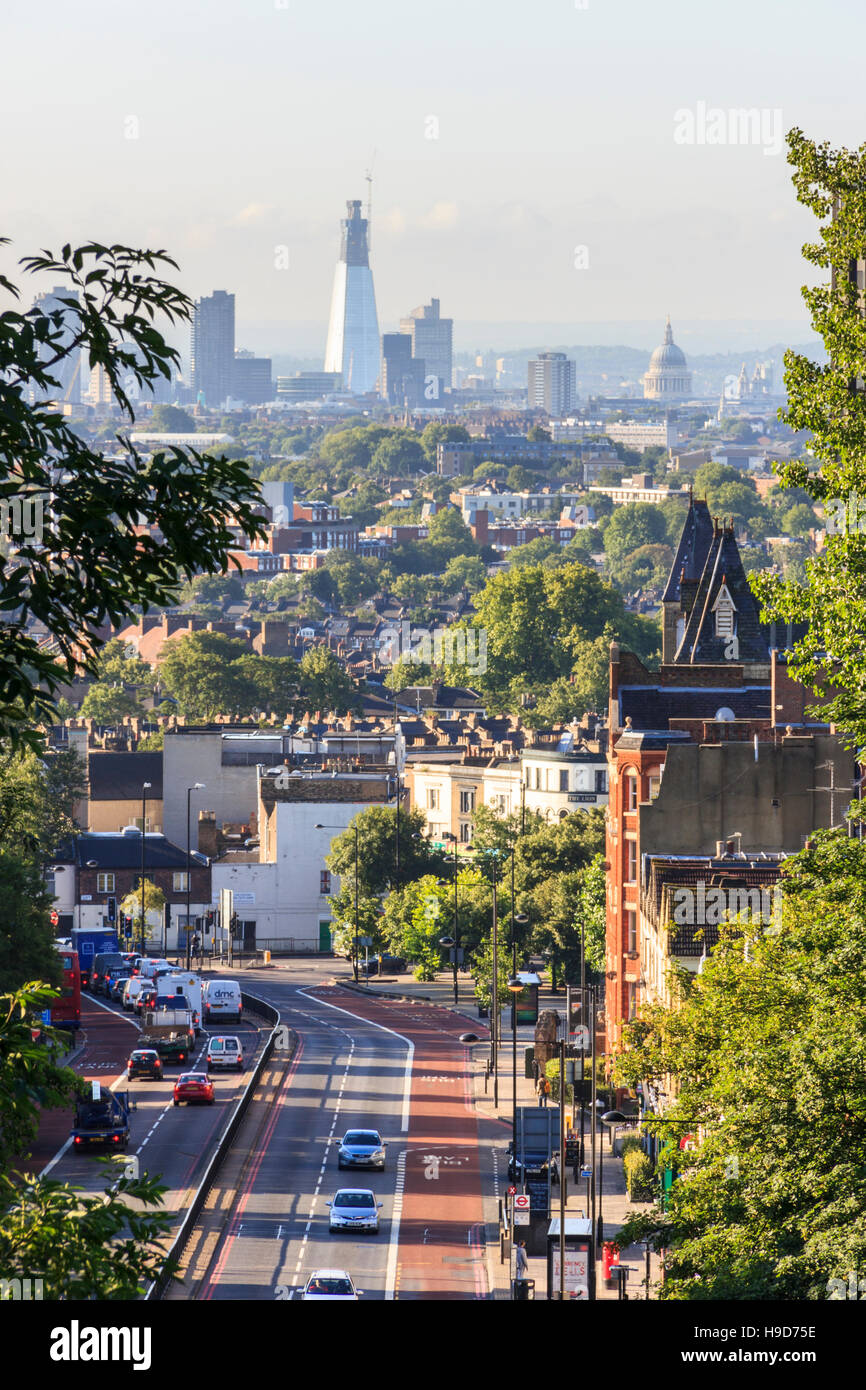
xmin=173 ymin=1072 xmax=215 ymax=1106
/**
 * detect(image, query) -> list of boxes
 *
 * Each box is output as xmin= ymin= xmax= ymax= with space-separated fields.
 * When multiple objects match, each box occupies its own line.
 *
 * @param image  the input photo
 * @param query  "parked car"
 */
xmin=365 ymin=954 xmax=406 ymax=976
xmin=337 ymin=1129 xmax=386 ymax=1171
xmin=127 ymin=1048 xmax=162 ymax=1081
xmin=327 ymin=1189 xmax=382 ymax=1234
xmin=206 ymin=1036 xmax=243 ymax=1072
xmin=173 ymin=1072 xmax=215 ymax=1106
xmin=301 ymin=1270 xmax=363 ymax=1301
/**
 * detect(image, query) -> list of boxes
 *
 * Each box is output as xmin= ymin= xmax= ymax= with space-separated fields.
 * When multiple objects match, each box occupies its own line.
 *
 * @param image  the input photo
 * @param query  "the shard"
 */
xmin=323 ymin=199 xmax=380 ymax=394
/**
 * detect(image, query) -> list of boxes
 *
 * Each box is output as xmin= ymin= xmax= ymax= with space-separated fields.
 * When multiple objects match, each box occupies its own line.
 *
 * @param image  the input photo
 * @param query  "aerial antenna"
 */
xmin=365 ymin=149 xmax=376 ymax=248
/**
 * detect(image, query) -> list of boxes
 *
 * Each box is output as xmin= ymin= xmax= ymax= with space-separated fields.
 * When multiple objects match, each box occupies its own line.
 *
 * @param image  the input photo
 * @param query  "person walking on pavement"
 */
xmin=537 ymin=1073 xmax=548 ymax=1107
xmin=515 ymin=1240 xmax=528 ymax=1281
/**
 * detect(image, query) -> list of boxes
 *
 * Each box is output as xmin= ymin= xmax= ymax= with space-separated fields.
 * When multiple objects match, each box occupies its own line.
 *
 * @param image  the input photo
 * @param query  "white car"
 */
xmin=327 ymin=1189 xmax=382 ymax=1234
xmin=301 ymin=1269 xmax=363 ymax=1301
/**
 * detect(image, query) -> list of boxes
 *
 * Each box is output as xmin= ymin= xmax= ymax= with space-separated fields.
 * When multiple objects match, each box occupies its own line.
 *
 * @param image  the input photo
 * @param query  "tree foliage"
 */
xmin=0 ymin=239 xmax=266 ymax=746
xmin=615 ymin=831 xmax=866 ymax=1299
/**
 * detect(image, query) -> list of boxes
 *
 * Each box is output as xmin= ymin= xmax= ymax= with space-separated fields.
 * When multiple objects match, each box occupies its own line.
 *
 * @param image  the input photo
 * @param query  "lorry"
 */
xmin=139 ymin=1007 xmax=195 ymax=1065
xmin=71 ymin=928 xmax=120 ymax=981
xmin=157 ymin=973 xmax=204 ymax=1034
xmin=70 ymin=1084 xmax=133 ymax=1152
xmin=508 ymin=1106 xmax=561 ymax=1185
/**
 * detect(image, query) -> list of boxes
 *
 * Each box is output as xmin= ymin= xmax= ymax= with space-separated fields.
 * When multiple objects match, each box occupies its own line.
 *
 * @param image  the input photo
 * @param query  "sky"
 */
xmin=2 ymin=0 xmax=864 ymax=360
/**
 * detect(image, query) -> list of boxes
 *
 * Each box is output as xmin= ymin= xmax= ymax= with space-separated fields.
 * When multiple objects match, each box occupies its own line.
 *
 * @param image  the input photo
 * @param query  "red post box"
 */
xmin=602 ymin=1240 xmax=620 ymax=1288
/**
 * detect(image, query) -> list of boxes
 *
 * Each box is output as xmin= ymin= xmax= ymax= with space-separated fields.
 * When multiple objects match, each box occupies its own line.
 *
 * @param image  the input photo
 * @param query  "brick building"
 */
xmin=604 ymin=497 xmax=851 ymax=1054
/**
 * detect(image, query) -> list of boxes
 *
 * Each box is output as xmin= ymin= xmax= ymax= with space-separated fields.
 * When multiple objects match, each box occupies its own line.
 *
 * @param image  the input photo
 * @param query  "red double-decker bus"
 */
xmin=52 ymin=944 xmax=81 ymax=1032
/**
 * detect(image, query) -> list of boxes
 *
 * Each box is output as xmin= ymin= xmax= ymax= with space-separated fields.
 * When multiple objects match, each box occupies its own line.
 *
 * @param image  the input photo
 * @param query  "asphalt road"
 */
xmin=29 ymin=990 xmax=269 ymax=1223
xmin=197 ymin=958 xmax=501 ymax=1301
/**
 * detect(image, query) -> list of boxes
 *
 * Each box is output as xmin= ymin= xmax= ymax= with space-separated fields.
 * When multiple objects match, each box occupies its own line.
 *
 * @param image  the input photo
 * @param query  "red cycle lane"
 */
xmin=21 ymin=995 xmax=140 ymax=1177
xmin=311 ymin=986 xmax=492 ymax=1300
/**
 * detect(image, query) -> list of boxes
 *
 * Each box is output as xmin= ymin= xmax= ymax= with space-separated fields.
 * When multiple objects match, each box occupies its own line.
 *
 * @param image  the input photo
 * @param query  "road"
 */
xmin=192 ymin=959 xmax=502 ymax=1301
xmin=28 ymin=991 xmax=269 ymax=1225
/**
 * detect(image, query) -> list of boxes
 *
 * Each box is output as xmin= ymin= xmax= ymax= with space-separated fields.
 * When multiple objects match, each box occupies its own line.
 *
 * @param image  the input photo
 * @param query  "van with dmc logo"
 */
xmin=203 ymin=979 xmax=242 ymax=1024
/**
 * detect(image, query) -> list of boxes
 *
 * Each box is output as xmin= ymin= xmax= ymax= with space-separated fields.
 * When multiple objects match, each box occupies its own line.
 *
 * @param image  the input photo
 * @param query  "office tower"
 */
xmin=30 ymin=286 xmax=81 ymax=404
xmin=399 ymin=298 xmax=453 ymax=400
xmin=527 ymin=351 xmax=576 ymax=416
xmin=232 ymin=350 xmax=273 ymax=405
xmin=324 ymin=200 xmax=380 ymax=394
xmin=191 ymin=290 xmax=235 ymax=408
xmin=381 ymin=332 xmax=426 ymax=407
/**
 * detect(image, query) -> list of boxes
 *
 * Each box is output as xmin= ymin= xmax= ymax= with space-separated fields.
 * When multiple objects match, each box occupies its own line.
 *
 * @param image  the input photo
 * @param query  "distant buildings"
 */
xmin=324 ymin=199 xmax=380 ymax=394
xmin=527 ymin=352 xmax=576 ymax=415
xmin=399 ymin=298 xmax=453 ymax=401
xmin=642 ymin=316 xmax=692 ymax=399
xmin=276 ymin=372 xmax=342 ymax=401
xmin=191 ymin=290 xmax=235 ymax=409
xmin=30 ymin=286 xmax=82 ymax=404
xmin=381 ymin=332 xmax=426 ymax=407
xmin=231 ymin=350 xmax=273 ymax=405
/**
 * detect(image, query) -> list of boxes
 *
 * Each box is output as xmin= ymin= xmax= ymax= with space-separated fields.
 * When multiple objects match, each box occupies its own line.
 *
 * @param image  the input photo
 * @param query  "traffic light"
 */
xmin=205 ymin=910 xmax=215 ymax=931
xmin=107 ymin=896 xmax=116 ymax=923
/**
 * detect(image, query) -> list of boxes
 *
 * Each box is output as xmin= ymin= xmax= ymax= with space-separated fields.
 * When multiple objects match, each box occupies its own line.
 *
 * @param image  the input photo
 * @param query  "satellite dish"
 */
xmin=714 ymin=707 xmax=736 ymax=722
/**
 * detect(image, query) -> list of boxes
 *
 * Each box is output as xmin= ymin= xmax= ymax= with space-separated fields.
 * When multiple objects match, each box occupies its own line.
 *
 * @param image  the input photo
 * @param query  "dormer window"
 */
xmin=713 ymin=582 xmax=736 ymax=639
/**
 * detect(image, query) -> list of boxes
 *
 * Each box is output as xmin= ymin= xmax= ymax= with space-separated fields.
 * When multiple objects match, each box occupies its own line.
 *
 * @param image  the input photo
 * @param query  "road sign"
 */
xmin=507 ymin=1185 xmax=516 ymax=1196
xmin=514 ymin=1194 xmax=530 ymax=1211
xmin=49 ymin=910 xmax=59 ymax=926
xmin=514 ymin=1211 xmax=531 ymax=1226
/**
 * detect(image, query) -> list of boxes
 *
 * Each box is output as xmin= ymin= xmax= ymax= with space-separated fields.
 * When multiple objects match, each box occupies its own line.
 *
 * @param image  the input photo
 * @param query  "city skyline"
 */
xmin=3 ymin=0 xmax=865 ymax=362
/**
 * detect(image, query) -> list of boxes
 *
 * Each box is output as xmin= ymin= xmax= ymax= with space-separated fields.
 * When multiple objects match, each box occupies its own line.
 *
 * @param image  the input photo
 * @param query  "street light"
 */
xmin=140 ymin=782 xmax=151 ymax=956
xmin=598 ymin=1109 xmax=629 ymax=1250
xmin=315 ymin=821 xmax=360 ymax=982
xmin=442 ymin=832 xmax=460 ymax=1005
xmin=507 ymin=971 xmax=523 ymax=1154
xmin=186 ymin=783 xmax=205 ymax=969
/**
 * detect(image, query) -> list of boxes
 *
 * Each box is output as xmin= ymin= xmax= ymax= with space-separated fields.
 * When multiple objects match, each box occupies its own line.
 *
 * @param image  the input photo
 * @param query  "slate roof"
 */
xmin=618 ymin=685 xmax=772 ymax=730
xmin=675 ymin=525 xmax=769 ymax=665
xmin=72 ymin=831 xmax=204 ymax=870
xmin=661 ymin=496 xmax=714 ymax=604
xmin=87 ymin=751 xmax=163 ymax=801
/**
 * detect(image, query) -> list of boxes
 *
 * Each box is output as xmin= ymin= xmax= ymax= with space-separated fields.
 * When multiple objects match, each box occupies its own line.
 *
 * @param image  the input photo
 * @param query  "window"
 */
xmin=595 ymin=769 xmax=608 ymax=794
xmin=648 ymin=771 xmax=661 ymax=801
xmin=97 ymin=872 xmax=115 ymax=894
xmin=625 ymin=836 xmax=637 ymax=883
xmin=626 ymin=910 xmax=637 ymax=953
xmin=559 ymin=769 xmax=569 ymax=792
xmin=460 ymin=789 xmax=476 ymax=814
xmin=624 ymin=771 xmax=638 ymax=812
xmin=459 ymin=822 xmax=473 ymax=843
xmin=320 ymin=870 xmax=332 ymax=895
xmin=627 ymin=983 xmax=637 ymax=1020
xmin=427 ymin=788 xmax=440 ymax=810
xmin=172 ymin=872 xmax=189 ymax=893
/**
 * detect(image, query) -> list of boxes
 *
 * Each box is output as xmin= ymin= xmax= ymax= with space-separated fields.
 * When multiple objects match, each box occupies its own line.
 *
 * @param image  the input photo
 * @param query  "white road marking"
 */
xmin=385 ymin=1149 xmax=407 ymax=1301
xmin=297 ymin=988 xmax=414 ymax=1133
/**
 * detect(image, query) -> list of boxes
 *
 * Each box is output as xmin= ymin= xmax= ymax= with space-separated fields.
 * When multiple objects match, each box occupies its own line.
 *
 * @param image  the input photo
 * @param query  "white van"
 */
xmin=203 ymin=979 xmax=243 ymax=1025
xmin=138 ymin=958 xmax=173 ymax=982
xmin=206 ymin=1035 xmax=243 ymax=1072
xmin=161 ymin=973 xmax=204 ymax=1033
xmin=122 ymin=977 xmax=151 ymax=1012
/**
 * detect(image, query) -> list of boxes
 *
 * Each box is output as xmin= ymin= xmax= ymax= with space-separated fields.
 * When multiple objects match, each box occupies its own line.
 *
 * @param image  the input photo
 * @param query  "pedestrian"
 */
xmin=543 ymin=1076 xmax=552 ymax=1106
xmin=537 ymin=1073 xmax=547 ymax=1107
xmin=515 ymin=1240 xmax=528 ymax=1281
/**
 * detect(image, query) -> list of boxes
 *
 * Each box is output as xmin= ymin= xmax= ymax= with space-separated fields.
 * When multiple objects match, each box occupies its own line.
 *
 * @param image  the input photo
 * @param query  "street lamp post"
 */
xmin=185 ymin=783 xmax=205 ymax=969
xmin=445 ymin=833 xmax=459 ymax=1005
xmin=140 ymin=782 xmax=151 ymax=955
xmin=599 ymin=1109 xmax=629 ymax=1257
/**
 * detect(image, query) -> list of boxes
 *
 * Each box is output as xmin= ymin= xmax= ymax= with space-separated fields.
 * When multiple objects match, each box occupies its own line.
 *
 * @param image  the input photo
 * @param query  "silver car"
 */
xmin=337 ymin=1129 xmax=386 ymax=1171
xmin=327 ymin=1189 xmax=382 ymax=1234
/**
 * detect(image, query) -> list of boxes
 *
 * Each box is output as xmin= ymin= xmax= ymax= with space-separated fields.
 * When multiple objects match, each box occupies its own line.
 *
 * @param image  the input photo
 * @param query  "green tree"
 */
xmin=371 ymin=432 xmax=426 ymax=475
xmin=0 ymin=239 xmax=266 ymax=746
xmin=297 ymin=646 xmax=360 ymax=716
xmin=780 ymin=502 xmax=818 ymax=539
xmin=0 ymin=852 xmax=59 ymax=991
xmin=159 ymin=632 xmax=256 ymax=719
xmin=94 ymin=638 xmax=156 ymax=694
xmin=426 ymin=507 xmax=477 ymax=562
xmin=420 ymin=421 xmax=470 ymax=464
xmin=616 ymin=543 xmax=675 ymax=593
xmin=603 ymin=502 xmax=669 ymax=568
xmin=443 ymin=553 xmax=487 ymax=594
xmin=150 ymin=403 xmax=197 ymax=433
xmin=0 ymin=984 xmax=174 ymax=1296
xmin=79 ymin=683 xmax=145 ymax=723
xmin=120 ymin=878 xmax=166 ymax=944
xmin=324 ymin=805 xmax=432 ymax=897
xmin=615 ymin=830 xmax=866 ymax=1300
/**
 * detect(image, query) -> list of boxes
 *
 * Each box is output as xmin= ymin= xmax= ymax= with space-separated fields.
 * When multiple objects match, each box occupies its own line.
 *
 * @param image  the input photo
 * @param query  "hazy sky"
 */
xmin=3 ymin=0 xmax=864 ymax=357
